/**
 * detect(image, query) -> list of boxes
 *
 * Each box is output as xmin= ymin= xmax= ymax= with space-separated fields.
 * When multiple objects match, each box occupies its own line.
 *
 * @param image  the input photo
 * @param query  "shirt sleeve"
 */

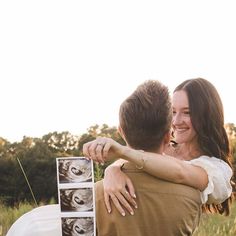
xmin=188 ymin=156 xmax=233 ymax=204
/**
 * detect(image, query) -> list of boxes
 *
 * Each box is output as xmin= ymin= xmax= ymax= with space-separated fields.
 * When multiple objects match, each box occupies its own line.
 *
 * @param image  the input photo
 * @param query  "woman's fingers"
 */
xmin=114 ymin=192 xmax=135 ymax=215
xmin=108 ymin=193 xmax=127 ymax=216
xmin=102 ymin=142 xmax=111 ymax=160
xmin=86 ymin=136 xmax=123 ymax=162
xmin=126 ymin=178 xmax=137 ymax=200
xmin=96 ymin=137 xmax=112 ymax=163
xmin=104 ymin=192 xmax=112 ymax=213
xmin=83 ymin=137 xmax=112 ymax=164
xmin=105 ymin=188 xmax=136 ymax=216
xmin=110 ymin=195 xmax=125 ymax=216
xmin=106 ymin=189 xmax=135 ymax=216
xmin=83 ymin=141 xmax=98 ymax=162
xmin=121 ymin=189 xmax=138 ymax=209
xmin=95 ymin=144 xmax=105 ymax=164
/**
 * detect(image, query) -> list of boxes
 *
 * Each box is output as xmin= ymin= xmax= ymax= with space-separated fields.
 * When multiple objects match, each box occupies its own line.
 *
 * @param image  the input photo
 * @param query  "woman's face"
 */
xmin=172 ymin=90 xmax=197 ymax=145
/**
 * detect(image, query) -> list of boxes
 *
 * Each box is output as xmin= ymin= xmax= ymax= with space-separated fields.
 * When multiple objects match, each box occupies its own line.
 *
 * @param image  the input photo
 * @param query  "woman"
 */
xmin=83 ymin=78 xmax=233 ymax=216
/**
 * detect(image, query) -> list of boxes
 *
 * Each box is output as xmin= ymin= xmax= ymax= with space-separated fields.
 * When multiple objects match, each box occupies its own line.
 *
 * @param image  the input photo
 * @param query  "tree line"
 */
xmin=0 ymin=123 xmax=235 ymax=207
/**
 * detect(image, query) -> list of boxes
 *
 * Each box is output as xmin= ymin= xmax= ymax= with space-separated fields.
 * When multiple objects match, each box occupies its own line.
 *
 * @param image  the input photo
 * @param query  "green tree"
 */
xmin=0 ymin=124 xmax=126 ymax=206
xmin=42 ymin=131 xmax=79 ymax=156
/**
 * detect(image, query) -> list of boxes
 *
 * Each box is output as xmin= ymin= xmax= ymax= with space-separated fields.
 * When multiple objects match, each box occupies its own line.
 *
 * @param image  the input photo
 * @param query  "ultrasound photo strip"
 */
xmin=61 ymin=217 xmax=95 ymax=236
xmin=57 ymin=157 xmax=96 ymax=236
xmin=59 ymin=188 xmax=93 ymax=212
xmin=57 ymin=158 xmax=93 ymax=184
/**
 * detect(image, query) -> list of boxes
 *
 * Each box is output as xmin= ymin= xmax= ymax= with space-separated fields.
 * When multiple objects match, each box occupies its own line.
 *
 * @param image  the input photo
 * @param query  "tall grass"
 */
xmin=0 ymin=198 xmax=55 ymax=236
xmin=0 ymin=202 xmax=34 ymax=236
xmin=1 ymin=200 xmax=236 ymax=236
xmin=194 ymin=201 xmax=236 ymax=236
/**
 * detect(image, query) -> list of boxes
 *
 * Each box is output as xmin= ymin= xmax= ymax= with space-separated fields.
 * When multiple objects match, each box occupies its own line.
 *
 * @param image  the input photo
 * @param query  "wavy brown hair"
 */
xmin=174 ymin=78 xmax=233 ymax=215
xmin=119 ymin=80 xmax=172 ymax=152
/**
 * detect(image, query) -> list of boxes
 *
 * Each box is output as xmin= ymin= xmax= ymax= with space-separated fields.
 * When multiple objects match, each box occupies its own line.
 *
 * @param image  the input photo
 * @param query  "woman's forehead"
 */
xmin=172 ymin=90 xmax=189 ymax=108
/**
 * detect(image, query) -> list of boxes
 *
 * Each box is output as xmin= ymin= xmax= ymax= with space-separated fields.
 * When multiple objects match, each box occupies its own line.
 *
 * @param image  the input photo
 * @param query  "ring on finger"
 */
xmin=97 ymin=142 xmax=104 ymax=147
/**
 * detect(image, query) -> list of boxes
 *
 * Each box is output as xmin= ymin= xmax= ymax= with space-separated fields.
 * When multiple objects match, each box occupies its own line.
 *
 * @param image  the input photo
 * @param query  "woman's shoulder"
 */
xmin=191 ymin=155 xmax=229 ymax=165
xmin=189 ymin=155 xmax=232 ymax=177
xmin=188 ymin=155 xmax=233 ymax=204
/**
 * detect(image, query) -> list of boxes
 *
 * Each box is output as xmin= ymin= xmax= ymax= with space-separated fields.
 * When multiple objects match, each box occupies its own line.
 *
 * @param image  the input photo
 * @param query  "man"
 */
xmin=84 ymin=80 xmax=201 ymax=235
xmin=7 ymin=81 xmax=201 ymax=236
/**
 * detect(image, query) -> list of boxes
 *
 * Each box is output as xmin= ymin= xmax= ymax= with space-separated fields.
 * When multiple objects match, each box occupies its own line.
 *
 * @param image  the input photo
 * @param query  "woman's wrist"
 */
xmin=120 ymin=146 xmax=146 ymax=167
xmin=104 ymin=163 xmax=123 ymax=177
xmin=119 ymin=145 xmax=133 ymax=160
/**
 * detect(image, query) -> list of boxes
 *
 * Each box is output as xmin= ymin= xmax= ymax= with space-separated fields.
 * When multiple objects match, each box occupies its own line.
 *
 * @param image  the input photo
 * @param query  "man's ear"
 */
xmin=118 ymin=126 xmax=126 ymax=141
xmin=118 ymin=125 xmax=123 ymax=137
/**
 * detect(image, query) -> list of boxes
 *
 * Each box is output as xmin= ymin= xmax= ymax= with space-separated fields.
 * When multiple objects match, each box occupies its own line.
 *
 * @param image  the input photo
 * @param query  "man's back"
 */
xmin=96 ymin=162 xmax=201 ymax=236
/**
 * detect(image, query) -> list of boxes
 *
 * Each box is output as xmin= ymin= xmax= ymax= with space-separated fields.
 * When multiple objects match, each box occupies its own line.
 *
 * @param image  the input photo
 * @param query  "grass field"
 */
xmin=1 ymin=201 xmax=236 ymax=236
xmin=0 ymin=202 xmax=34 ymax=236
xmin=194 ymin=201 xmax=236 ymax=236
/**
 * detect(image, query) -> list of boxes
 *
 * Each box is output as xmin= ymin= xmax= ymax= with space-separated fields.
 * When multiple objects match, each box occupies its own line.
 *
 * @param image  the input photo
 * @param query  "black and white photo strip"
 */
xmin=57 ymin=157 xmax=96 ymax=236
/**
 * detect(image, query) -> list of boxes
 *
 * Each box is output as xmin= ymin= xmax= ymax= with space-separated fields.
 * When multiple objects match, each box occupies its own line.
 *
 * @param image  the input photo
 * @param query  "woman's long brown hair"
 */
xmin=175 ymin=78 xmax=234 ymax=215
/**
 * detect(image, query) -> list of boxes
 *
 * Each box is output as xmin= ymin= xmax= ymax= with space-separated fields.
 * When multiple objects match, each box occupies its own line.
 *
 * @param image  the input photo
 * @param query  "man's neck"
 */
xmin=127 ymin=144 xmax=164 ymax=155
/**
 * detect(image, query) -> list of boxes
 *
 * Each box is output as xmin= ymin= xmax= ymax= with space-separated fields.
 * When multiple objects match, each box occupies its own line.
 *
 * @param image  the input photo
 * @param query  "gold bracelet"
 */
xmin=135 ymin=150 xmax=146 ymax=170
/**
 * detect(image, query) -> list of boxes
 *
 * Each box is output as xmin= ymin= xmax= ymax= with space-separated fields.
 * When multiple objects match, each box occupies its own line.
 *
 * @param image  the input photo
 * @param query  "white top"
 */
xmin=187 ymin=155 xmax=233 ymax=204
xmin=6 ymin=204 xmax=61 ymax=236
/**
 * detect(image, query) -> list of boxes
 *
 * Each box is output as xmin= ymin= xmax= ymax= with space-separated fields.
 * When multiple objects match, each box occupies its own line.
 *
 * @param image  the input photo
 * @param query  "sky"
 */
xmin=0 ymin=0 xmax=236 ymax=143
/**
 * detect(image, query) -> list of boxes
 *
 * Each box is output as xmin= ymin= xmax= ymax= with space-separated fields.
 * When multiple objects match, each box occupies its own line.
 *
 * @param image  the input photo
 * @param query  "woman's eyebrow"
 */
xmin=172 ymin=107 xmax=189 ymax=110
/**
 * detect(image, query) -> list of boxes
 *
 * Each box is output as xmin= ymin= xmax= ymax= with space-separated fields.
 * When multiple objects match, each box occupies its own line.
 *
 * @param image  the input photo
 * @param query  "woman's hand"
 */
xmin=103 ymin=165 xmax=138 ymax=216
xmin=83 ymin=137 xmax=125 ymax=164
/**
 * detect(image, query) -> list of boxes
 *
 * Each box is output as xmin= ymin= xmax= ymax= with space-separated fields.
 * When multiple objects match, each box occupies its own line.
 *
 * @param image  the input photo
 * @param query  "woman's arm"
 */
xmin=83 ymin=137 xmax=208 ymax=191
xmin=124 ymin=146 xmax=208 ymax=191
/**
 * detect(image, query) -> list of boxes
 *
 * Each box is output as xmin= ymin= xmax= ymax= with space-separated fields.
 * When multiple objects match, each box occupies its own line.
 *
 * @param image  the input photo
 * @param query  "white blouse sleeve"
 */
xmin=188 ymin=155 xmax=233 ymax=204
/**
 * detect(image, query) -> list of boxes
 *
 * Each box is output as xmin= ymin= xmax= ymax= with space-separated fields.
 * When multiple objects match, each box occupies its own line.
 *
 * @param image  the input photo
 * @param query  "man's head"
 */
xmin=119 ymin=80 xmax=172 ymax=152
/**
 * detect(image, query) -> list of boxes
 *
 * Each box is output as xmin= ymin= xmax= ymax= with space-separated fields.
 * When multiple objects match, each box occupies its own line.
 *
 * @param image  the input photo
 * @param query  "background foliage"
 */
xmin=0 ymin=124 xmax=125 ymax=206
xmin=0 ymin=123 xmax=236 ymax=235
xmin=0 ymin=123 xmax=235 ymax=206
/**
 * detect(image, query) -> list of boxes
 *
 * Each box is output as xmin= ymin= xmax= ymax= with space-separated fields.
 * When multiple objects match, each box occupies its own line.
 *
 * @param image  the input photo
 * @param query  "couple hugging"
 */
xmin=7 ymin=78 xmax=233 ymax=236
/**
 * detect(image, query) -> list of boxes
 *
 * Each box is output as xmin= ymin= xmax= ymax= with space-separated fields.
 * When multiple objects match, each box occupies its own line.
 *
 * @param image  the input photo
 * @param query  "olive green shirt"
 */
xmin=95 ymin=162 xmax=201 ymax=236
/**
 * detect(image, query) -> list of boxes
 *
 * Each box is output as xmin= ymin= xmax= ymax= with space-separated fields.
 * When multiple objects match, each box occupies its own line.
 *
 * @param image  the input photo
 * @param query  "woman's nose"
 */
xmin=172 ymin=113 xmax=182 ymax=125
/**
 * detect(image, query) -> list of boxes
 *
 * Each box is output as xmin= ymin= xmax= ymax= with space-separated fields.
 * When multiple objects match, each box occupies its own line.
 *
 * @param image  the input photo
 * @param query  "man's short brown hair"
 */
xmin=119 ymin=80 xmax=172 ymax=151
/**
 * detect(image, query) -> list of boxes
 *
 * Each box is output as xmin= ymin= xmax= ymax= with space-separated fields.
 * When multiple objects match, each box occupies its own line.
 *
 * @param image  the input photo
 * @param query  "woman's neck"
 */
xmin=173 ymin=143 xmax=203 ymax=161
xmin=179 ymin=143 xmax=202 ymax=160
